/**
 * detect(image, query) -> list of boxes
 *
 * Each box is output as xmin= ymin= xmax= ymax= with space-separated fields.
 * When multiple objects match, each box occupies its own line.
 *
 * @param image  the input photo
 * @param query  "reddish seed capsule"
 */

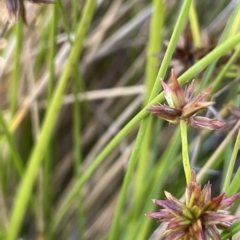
xmin=149 ymin=70 xmax=225 ymax=130
xmin=146 ymin=170 xmax=240 ymax=239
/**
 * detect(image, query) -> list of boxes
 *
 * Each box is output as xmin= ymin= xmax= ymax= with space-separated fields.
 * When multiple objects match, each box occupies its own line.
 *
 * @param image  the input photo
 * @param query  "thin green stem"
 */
xmin=73 ymin=78 xmax=81 ymax=189
xmin=109 ymin=1 xmax=192 ymax=238
xmin=227 ymin=167 xmax=240 ymax=195
xmin=58 ymin=0 xmax=73 ymax=44
xmin=188 ymin=0 xmax=201 ymax=47
xmin=72 ymin=70 xmax=86 ymax=240
xmin=134 ymin=0 xmax=164 ymax=219
xmin=10 ymin=20 xmax=23 ymax=118
xmin=135 ymin=128 xmax=181 ymax=240
xmin=228 ymin=3 xmax=240 ymax=37
xmin=47 ymin=5 xmax=57 ymax=99
xmin=0 ymin=110 xmax=23 ymax=176
xmin=44 ymin=4 xmax=58 ymax=236
xmin=144 ymin=0 xmax=164 ymax=104
xmin=134 ymin=115 xmax=153 ymax=197
xmin=108 ymin=117 xmax=150 ymax=240
xmin=223 ymin=126 xmax=240 ymax=192
xmin=180 ymin=120 xmax=191 ymax=184
xmin=72 ymin=0 xmax=79 ymax=29
xmin=6 ymin=1 xmax=96 ymax=239
xmin=0 ymin=108 xmax=38 ymax=233
xmin=212 ymin=46 xmax=240 ymax=93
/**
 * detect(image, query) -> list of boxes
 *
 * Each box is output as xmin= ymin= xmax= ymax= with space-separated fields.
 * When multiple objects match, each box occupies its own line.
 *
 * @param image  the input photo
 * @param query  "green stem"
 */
xmin=72 ymin=70 xmax=86 ymax=240
xmin=227 ymin=167 xmax=240 ymax=195
xmin=10 ymin=20 xmax=23 ymax=118
xmin=189 ymin=0 xmax=201 ymax=47
xmin=144 ymin=0 xmax=164 ymax=104
xmin=44 ymin=4 xmax=58 ymax=235
xmin=72 ymin=0 xmax=79 ymax=29
xmin=228 ymin=3 xmax=240 ymax=37
xmin=212 ymin=46 xmax=240 ymax=93
xmin=180 ymin=120 xmax=191 ymax=184
xmin=223 ymin=126 xmax=240 ymax=192
xmin=108 ymin=117 xmax=150 ymax=240
xmin=0 ymin=110 xmax=23 ymax=176
xmin=134 ymin=0 xmax=164 ymax=220
xmin=6 ymin=1 xmax=96 ymax=239
xmin=109 ymin=1 xmax=192 ymax=238
xmin=58 ymin=0 xmax=73 ymax=44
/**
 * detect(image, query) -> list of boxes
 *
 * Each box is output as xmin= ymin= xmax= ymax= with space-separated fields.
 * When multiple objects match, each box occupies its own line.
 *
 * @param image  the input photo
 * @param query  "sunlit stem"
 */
xmin=189 ymin=1 xmax=201 ymax=47
xmin=223 ymin=125 xmax=240 ymax=192
xmin=180 ymin=120 xmax=191 ymax=184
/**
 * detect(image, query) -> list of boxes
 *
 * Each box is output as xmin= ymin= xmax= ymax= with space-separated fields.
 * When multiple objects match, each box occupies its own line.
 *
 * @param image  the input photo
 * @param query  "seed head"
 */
xmin=148 ymin=70 xmax=225 ymax=130
xmin=146 ymin=170 xmax=240 ymax=240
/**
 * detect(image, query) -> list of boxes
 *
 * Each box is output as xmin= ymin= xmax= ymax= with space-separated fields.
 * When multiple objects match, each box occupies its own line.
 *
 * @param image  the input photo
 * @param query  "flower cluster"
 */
xmin=172 ymin=25 xmax=215 ymax=69
xmin=146 ymin=170 xmax=240 ymax=240
xmin=5 ymin=0 xmax=52 ymax=22
xmin=148 ymin=70 xmax=225 ymax=130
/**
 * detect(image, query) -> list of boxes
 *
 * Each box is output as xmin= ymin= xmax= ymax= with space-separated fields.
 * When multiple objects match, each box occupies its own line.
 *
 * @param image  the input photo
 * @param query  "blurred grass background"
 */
xmin=0 ymin=0 xmax=240 ymax=239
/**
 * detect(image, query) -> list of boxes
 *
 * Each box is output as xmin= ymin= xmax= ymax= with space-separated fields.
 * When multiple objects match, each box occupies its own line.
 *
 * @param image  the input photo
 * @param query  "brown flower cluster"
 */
xmin=5 ymin=0 xmax=52 ymax=22
xmin=171 ymin=25 xmax=215 ymax=69
xmin=148 ymin=70 xmax=225 ymax=130
xmin=165 ymin=24 xmax=240 ymax=71
xmin=146 ymin=170 xmax=240 ymax=240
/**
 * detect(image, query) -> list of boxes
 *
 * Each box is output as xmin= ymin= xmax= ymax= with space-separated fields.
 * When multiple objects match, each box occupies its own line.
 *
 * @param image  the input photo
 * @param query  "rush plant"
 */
xmin=1 ymin=1 xmax=240 ymax=240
